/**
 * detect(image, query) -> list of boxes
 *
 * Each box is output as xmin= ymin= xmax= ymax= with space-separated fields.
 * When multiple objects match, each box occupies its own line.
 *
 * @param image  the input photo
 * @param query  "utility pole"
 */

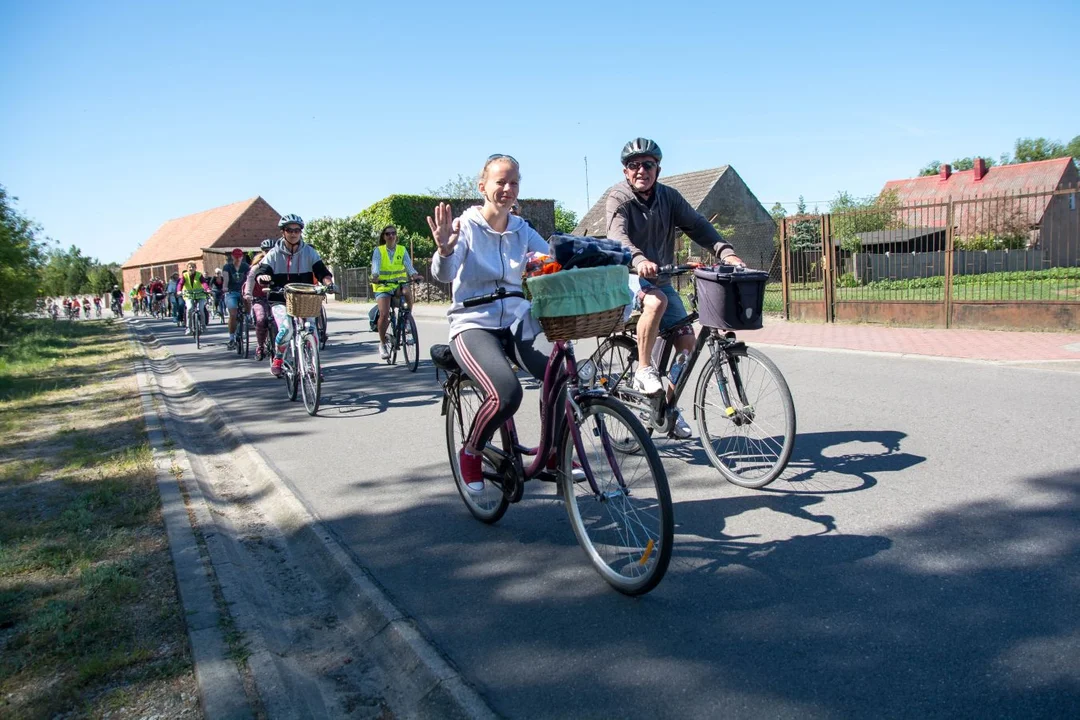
xmin=585 ymin=156 xmax=590 ymax=209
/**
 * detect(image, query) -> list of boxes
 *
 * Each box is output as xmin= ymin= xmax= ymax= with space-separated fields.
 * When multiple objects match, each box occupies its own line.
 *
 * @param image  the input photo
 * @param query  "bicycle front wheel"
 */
xmin=446 ymin=378 xmax=510 ymax=524
xmin=694 ymin=346 xmax=796 ymax=488
xmin=240 ymin=313 xmax=250 ymax=358
xmin=286 ymin=344 xmax=299 ymax=401
xmin=194 ymin=315 xmax=201 ymax=349
xmin=299 ymin=331 xmax=321 ymax=416
xmin=560 ymin=395 xmax=673 ymax=596
xmin=401 ymin=313 xmax=419 ymax=372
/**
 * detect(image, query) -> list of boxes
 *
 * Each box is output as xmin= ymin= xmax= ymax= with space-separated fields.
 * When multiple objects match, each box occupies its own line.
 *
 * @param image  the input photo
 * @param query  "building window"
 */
xmin=1070 ymin=193 xmax=1076 ymax=211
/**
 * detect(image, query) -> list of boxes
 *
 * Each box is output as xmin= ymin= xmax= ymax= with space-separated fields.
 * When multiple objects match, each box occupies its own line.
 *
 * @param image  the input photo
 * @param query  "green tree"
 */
xmin=427 ymin=173 xmax=481 ymax=199
xmin=304 ymin=215 xmax=378 ymax=271
xmin=0 ymin=185 xmax=45 ymax=329
xmin=87 ymin=264 xmax=120 ymax=294
xmin=769 ymin=202 xmax=787 ymax=247
xmin=1012 ymin=136 xmax=1066 ymax=164
xmin=830 ymin=189 xmax=902 ymax=252
xmin=789 ymin=196 xmax=821 ymax=251
xmin=554 ymin=202 xmax=578 ymax=234
xmin=919 ymin=157 xmax=996 ymax=176
xmin=40 ymin=245 xmax=93 ymax=296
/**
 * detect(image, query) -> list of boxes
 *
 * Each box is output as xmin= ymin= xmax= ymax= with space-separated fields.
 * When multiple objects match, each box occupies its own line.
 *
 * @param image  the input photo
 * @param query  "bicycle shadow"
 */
xmin=657 ymin=429 xmax=924 ymax=496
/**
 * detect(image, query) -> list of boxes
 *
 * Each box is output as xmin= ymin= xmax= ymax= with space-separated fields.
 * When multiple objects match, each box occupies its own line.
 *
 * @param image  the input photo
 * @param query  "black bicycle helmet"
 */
xmin=260 ymin=238 xmax=276 ymax=251
xmin=621 ymin=137 xmax=663 ymax=165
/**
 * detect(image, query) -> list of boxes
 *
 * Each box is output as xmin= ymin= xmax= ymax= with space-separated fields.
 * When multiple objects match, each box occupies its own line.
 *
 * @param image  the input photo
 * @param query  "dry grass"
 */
xmin=0 ymin=319 xmax=200 ymax=719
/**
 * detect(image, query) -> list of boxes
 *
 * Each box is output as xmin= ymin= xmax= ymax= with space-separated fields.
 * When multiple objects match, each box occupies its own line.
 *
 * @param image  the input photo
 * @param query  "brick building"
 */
xmin=121 ymin=196 xmax=282 ymax=290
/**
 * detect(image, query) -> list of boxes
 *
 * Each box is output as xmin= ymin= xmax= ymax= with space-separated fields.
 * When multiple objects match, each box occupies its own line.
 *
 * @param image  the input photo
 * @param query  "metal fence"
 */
xmin=780 ymin=185 xmax=1080 ymax=330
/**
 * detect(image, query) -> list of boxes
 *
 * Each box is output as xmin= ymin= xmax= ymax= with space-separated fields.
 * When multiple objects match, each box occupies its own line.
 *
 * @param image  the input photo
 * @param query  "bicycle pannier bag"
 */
xmin=693 ymin=267 xmax=768 ymax=330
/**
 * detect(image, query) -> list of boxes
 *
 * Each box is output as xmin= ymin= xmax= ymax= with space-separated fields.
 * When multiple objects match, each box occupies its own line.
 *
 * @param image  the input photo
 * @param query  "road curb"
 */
xmin=127 ymin=320 xmax=499 ymax=720
xmin=129 ymin=323 xmax=256 ymax=720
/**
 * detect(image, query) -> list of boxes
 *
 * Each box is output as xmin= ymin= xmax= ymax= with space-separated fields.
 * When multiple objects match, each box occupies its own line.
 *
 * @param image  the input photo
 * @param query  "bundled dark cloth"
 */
xmin=549 ymin=233 xmax=631 ymax=270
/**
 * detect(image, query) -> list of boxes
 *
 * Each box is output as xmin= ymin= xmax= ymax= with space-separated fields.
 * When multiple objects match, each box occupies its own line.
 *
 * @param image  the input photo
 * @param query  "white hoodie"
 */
xmin=431 ymin=206 xmax=550 ymax=339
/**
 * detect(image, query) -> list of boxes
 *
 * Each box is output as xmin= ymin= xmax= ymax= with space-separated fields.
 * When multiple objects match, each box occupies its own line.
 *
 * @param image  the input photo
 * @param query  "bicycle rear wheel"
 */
xmin=446 ymin=378 xmax=510 ymax=524
xmin=401 ymin=312 xmax=419 ymax=372
xmin=694 ymin=345 xmax=796 ymax=488
xmin=560 ymin=395 xmax=673 ymax=596
xmin=299 ymin=331 xmax=321 ymax=416
xmin=591 ymin=334 xmax=649 ymax=452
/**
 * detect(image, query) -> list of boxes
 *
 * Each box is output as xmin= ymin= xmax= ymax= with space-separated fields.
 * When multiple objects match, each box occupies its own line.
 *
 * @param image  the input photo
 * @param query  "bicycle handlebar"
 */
xmin=462 ymin=287 xmax=527 ymax=308
xmin=630 ymin=263 xmax=703 ymax=277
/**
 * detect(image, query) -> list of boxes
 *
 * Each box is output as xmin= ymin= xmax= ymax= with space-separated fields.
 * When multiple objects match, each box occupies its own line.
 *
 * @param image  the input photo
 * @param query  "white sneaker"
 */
xmin=634 ymin=366 xmax=663 ymax=395
xmin=379 ymin=342 xmax=390 ymax=360
xmin=672 ymin=409 xmax=693 ymax=439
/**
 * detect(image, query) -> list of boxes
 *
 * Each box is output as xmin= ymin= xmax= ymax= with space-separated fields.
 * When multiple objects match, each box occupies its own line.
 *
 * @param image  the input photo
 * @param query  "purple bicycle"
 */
xmin=432 ymin=288 xmax=673 ymax=596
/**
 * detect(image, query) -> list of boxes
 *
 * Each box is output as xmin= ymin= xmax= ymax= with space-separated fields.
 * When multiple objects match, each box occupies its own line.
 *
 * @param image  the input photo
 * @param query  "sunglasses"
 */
xmin=283 ymin=227 xmax=302 ymax=234
xmin=625 ymin=160 xmax=658 ymax=171
xmin=486 ymin=153 xmax=518 ymax=164
xmin=384 ymin=230 xmax=397 ymax=236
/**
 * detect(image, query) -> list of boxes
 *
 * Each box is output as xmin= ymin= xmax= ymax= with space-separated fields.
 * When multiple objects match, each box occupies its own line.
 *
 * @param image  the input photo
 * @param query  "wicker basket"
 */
xmin=538 ymin=307 xmax=626 ymax=341
xmin=284 ymin=284 xmax=324 ymax=318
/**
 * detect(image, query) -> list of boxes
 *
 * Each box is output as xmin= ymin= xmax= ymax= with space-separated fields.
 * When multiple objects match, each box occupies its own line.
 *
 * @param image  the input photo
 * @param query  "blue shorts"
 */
xmin=637 ymin=279 xmax=691 ymax=334
xmin=375 ymin=291 xmax=396 ymax=300
xmin=225 ymin=291 xmax=242 ymax=310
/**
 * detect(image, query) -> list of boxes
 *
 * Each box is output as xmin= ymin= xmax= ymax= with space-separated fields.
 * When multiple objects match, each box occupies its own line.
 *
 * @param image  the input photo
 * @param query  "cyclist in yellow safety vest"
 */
xmin=176 ymin=261 xmax=211 ymax=336
xmin=371 ymin=225 xmax=423 ymax=360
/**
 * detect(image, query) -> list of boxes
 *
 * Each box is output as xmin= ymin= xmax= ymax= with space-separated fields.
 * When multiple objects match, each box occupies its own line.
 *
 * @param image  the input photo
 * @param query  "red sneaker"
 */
xmin=458 ymin=449 xmax=485 ymax=493
xmin=271 ymin=358 xmax=283 ymax=377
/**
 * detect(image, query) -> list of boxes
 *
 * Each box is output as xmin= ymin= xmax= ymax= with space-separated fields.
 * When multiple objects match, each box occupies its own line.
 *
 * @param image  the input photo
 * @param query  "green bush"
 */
xmin=837 ymin=272 xmax=860 ymax=288
xmin=955 ymin=232 xmax=1028 ymax=251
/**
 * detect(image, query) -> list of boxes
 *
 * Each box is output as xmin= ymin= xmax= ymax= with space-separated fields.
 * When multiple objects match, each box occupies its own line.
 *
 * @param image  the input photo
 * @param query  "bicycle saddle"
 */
xmin=430 ymin=344 xmax=460 ymax=372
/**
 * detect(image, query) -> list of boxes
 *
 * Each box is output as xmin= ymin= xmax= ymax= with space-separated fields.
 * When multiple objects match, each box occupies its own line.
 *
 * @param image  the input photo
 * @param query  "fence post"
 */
xmin=780 ymin=218 xmax=790 ymax=320
xmin=821 ymin=214 xmax=834 ymax=323
xmin=943 ymin=201 xmax=954 ymax=328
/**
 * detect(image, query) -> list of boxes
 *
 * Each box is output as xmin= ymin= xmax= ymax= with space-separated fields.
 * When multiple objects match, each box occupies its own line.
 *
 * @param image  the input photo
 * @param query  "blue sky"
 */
xmin=2 ymin=0 xmax=1077 ymax=264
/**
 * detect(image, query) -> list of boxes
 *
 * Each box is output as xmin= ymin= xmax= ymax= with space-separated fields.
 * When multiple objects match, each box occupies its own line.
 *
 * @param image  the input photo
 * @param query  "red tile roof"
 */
xmin=122 ymin=196 xmax=282 ymax=269
xmin=881 ymin=158 xmax=1076 ymax=232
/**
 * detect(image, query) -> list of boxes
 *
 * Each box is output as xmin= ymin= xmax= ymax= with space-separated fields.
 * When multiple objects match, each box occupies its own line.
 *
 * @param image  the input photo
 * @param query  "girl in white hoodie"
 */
xmin=429 ymin=155 xmax=551 ymax=493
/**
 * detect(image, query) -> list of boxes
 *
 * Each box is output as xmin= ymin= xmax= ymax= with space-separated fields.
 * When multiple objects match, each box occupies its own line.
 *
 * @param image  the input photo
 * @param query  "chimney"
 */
xmin=939 ymin=164 xmax=952 ymax=181
xmin=973 ymin=157 xmax=987 ymax=181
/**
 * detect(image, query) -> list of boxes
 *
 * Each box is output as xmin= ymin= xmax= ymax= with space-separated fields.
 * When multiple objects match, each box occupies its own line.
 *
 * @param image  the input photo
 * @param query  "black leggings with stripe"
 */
xmin=450 ymin=326 xmax=550 ymax=452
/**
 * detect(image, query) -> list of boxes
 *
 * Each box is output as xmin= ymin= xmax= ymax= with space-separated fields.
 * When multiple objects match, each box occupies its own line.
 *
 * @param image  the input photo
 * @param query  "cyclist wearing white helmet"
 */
xmin=245 ymin=215 xmax=333 ymax=376
xmin=603 ymin=137 xmax=744 ymax=433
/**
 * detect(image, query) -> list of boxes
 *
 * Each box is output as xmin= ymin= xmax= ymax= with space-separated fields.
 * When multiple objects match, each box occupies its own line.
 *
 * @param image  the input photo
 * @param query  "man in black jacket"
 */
xmin=604 ymin=138 xmax=744 ymax=433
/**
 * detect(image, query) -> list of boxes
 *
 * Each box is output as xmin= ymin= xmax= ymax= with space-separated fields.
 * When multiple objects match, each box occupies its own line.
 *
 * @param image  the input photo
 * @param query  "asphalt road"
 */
xmin=143 ymin=309 xmax=1080 ymax=719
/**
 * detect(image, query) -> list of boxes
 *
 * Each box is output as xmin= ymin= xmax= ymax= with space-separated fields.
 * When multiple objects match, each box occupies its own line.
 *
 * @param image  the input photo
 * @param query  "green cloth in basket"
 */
xmin=527 ymin=265 xmax=630 ymax=319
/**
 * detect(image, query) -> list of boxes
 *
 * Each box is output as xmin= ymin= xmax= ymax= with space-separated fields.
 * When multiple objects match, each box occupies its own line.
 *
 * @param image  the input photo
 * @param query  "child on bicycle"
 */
xmin=429 ymin=154 xmax=552 ymax=492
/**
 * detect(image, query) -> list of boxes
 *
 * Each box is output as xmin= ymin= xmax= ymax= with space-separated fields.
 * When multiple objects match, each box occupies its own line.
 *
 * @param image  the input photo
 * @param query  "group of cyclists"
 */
xmin=140 ymin=214 xmax=331 ymax=376
xmin=45 ymin=295 xmax=103 ymax=320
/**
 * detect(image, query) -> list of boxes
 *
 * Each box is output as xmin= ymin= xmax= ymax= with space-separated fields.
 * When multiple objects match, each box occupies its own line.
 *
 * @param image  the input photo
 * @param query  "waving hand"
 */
xmin=427 ymin=202 xmax=460 ymax=257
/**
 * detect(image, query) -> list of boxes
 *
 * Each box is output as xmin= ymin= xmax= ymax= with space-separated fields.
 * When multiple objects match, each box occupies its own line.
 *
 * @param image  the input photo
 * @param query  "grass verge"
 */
xmin=0 ymin=318 xmax=199 ymax=719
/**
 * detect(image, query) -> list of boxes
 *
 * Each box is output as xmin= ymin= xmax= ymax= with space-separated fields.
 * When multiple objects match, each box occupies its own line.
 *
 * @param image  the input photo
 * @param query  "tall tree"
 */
xmin=789 ymin=196 xmax=821 ymax=251
xmin=0 ymin=185 xmax=45 ymax=329
xmin=769 ymin=202 xmax=787 ymax=247
xmin=428 ymin=173 xmax=481 ymax=199
xmin=554 ymin=202 xmax=578 ymax=234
